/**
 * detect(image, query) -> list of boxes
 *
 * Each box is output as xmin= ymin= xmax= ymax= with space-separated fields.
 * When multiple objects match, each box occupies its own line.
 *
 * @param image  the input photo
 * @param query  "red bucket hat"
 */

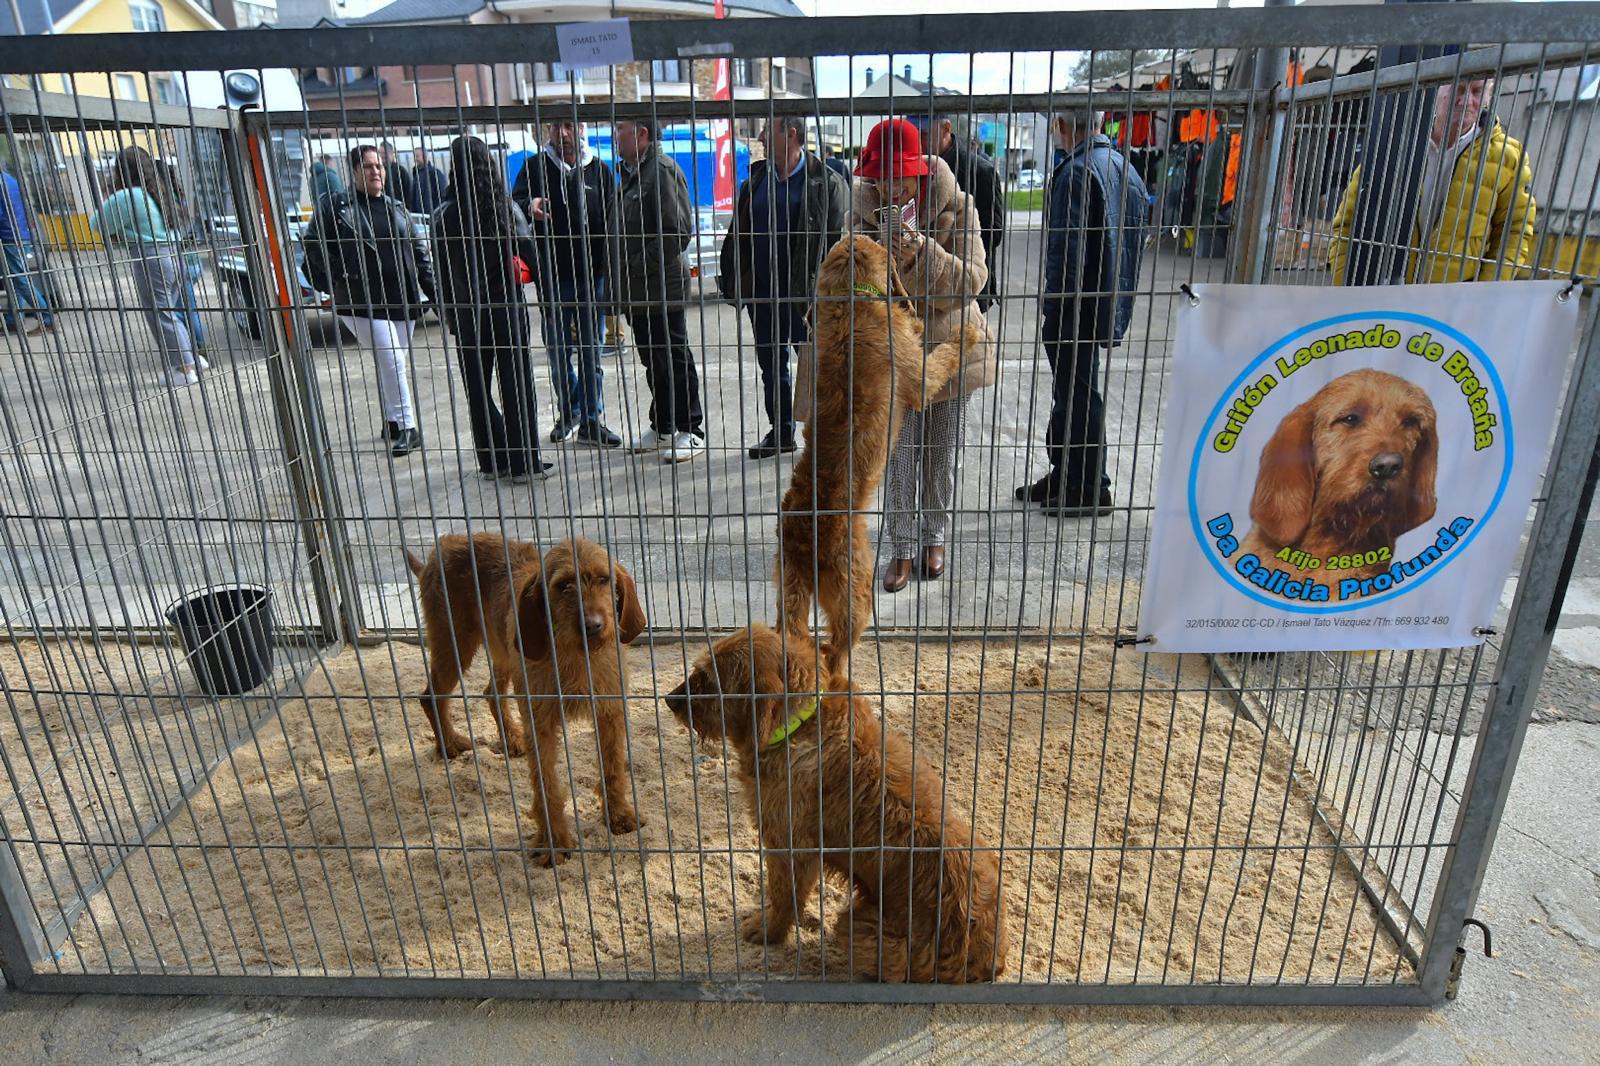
xmin=855 ymin=118 xmax=930 ymax=180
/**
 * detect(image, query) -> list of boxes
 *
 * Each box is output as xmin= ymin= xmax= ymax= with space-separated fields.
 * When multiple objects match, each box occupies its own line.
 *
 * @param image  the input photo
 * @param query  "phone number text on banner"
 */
xmin=1138 ymin=280 xmax=1578 ymax=653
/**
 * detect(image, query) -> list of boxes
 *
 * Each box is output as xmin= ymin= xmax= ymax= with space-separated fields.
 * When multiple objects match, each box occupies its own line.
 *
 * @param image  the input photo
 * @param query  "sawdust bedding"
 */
xmin=42 ymin=634 xmax=1408 ymax=986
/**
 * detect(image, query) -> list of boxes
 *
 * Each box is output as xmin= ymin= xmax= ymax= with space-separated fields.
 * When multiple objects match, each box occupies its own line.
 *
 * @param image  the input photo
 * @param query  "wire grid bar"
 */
xmin=0 ymin=16 xmax=1594 ymax=1005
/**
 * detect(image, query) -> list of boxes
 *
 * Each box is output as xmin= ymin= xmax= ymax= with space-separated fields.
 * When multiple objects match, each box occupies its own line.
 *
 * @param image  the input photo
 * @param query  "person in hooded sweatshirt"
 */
xmin=512 ymin=119 xmax=621 ymax=449
xmin=432 ymin=135 xmax=553 ymax=483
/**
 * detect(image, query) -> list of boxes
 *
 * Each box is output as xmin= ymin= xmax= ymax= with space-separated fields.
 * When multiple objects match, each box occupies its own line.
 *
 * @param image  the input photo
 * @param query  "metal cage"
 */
xmin=0 ymin=4 xmax=1597 ymax=1005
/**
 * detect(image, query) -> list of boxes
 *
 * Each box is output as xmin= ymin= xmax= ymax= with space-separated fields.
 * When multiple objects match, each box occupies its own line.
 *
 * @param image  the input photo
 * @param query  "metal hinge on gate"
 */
xmin=1446 ymin=918 xmax=1494 ymax=1001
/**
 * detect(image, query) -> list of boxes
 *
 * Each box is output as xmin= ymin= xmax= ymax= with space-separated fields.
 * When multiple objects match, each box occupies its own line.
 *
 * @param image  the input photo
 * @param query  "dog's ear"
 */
xmin=784 ymin=643 xmax=820 ymax=701
xmin=1250 ymin=401 xmax=1318 ymax=546
xmin=752 ymin=635 xmax=821 ymax=745
xmin=1401 ymin=425 xmax=1438 ymax=533
xmin=613 ymin=561 xmax=647 ymax=644
xmin=816 ymin=237 xmax=844 ymax=295
xmin=515 ymin=569 xmax=553 ymax=661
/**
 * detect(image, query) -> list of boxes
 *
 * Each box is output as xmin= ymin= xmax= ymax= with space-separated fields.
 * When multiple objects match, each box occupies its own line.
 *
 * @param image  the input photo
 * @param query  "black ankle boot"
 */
xmin=391 ymin=427 xmax=423 ymax=456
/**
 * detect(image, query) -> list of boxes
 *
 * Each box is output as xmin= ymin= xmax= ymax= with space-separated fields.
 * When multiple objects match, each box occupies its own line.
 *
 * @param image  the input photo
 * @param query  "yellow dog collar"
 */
xmin=852 ymin=282 xmax=885 ymax=298
xmin=766 ymin=693 xmax=823 ymax=747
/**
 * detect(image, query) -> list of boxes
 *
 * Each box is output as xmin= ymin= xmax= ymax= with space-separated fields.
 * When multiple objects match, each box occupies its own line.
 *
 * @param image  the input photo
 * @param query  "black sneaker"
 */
xmin=1014 ymin=475 xmax=1057 ymax=503
xmin=1041 ymin=485 xmax=1114 ymax=518
xmin=549 ymin=416 xmax=578 ymax=443
xmin=382 ymin=420 xmax=400 ymax=442
xmin=390 ymin=427 xmax=423 ymax=457
xmin=577 ymin=421 xmax=622 ymax=448
xmin=748 ymin=428 xmax=799 ymax=459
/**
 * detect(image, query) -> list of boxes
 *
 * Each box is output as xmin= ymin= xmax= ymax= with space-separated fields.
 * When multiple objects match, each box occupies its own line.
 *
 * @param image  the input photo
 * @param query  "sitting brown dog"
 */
xmin=777 ymin=234 xmax=983 ymax=673
xmin=664 ymin=624 xmax=1009 ymax=982
xmin=406 ymin=534 xmax=647 ymax=865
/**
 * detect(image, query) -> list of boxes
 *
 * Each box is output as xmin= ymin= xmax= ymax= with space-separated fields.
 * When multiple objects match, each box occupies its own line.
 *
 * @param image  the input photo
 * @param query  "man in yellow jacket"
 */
xmin=1329 ymin=78 xmax=1537 ymax=283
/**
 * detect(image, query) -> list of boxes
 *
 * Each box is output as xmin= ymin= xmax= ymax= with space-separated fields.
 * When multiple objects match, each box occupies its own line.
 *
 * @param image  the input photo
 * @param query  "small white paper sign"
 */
xmin=557 ymin=18 xmax=634 ymax=72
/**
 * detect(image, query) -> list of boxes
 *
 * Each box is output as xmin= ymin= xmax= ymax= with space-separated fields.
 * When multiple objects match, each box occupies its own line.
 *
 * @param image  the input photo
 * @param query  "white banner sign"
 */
xmin=1139 ymin=281 xmax=1579 ymax=653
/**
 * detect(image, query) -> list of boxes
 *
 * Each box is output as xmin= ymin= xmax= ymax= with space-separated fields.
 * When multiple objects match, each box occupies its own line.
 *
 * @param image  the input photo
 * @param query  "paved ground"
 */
xmin=0 ymin=225 xmax=1218 ymax=638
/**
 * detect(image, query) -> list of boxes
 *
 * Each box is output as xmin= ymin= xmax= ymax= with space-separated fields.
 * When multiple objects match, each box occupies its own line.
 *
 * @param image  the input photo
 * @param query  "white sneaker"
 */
xmin=631 ymin=427 xmax=665 ymax=453
xmin=165 ymin=367 xmax=199 ymax=387
xmin=196 ymin=355 xmax=211 ymax=372
xmin=661 ymin=431 xmax=705 ymax=464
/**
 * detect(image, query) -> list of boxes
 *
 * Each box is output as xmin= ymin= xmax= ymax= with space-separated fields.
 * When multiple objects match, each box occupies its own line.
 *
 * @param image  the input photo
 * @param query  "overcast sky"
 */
xmin=806 ymin=0 xmax=1267 ymax=97
xmin=803 ymin=0 xmax=1559 ymax=97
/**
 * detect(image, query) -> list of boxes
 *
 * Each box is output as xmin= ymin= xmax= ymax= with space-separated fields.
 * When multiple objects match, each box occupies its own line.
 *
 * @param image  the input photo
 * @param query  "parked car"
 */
xmin=689 ymin=205 xmax=727 ymax=286
xmin=1014 ymin=168 xmax=1045 ymax=191
xmin=214 ymin=210 xmax=434 ymax=339
xmin=212 ymin=214 xmax=322 ymax=340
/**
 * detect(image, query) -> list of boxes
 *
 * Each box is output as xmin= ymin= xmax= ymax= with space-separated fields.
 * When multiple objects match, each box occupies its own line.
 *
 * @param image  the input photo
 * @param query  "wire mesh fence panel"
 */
xmin=0 ymin=81 xmax=341 ymax=974
xmin=0 ymin=8 xmax=1597 ymax=1003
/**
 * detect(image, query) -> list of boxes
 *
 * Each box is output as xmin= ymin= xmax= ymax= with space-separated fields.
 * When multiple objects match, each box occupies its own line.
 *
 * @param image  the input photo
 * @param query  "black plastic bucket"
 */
xmin=166 ymin=585 xmax=275 ymax=696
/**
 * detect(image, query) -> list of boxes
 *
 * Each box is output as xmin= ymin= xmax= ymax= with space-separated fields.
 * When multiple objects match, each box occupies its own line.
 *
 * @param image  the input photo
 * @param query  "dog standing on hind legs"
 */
xmin=406 ymin=534 xmax=648 ymax=865
xmin=775 ymin=234 xmax=983 ymax=673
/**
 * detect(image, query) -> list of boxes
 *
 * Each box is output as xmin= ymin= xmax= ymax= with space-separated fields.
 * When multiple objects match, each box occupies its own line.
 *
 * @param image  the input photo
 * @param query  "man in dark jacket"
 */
xmin=410 ymin=147 xmax=448 ymax=215
xmin=719 ymin=115 xmax=848 ymax=457
xmin=512 ymin=120 xmax=620 ymax=448
xmin=380 ymin=142 xmax=415 ymax=217
xmin=910 ymin=112 xmax=1004 ymax=311
xmin=1016 ymin=110 xmax=1147 ymax=517
xmin=822 ymin=146 xmax=852 ymax=184
xmin=613 ymin=119 xmax=704 ymax=463
xmin=310 ymin=154 xmax=344 ymax=203
xmin=304 ymin=144 xmax=437 ymax=457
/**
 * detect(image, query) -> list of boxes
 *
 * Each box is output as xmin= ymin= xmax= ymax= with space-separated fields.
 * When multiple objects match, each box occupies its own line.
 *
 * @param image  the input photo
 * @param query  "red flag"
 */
xmin=710 ymin=0 xmax=734 ymax=211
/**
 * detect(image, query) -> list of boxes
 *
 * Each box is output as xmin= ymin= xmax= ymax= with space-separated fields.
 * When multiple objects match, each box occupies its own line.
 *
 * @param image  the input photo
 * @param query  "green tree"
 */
xmin=1067 ymin=49 xmax=1170 ymax=88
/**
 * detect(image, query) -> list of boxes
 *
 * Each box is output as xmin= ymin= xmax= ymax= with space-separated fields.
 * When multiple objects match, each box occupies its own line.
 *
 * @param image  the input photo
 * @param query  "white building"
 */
xmin=828 ymin=67 xmax=1036 ymax=178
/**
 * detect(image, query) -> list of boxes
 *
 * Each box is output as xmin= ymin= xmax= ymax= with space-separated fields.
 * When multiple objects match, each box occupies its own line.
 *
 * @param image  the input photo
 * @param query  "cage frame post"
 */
xmin=230 ymin=110 xmax=363 ymax=644
xmin=0 ymin=833 xmax=41 ymax=988
xmin=1416 ymin=290 xmax=1600 ymax=1001
xmin=1232 ymin=93 xmax=1287 ymax=285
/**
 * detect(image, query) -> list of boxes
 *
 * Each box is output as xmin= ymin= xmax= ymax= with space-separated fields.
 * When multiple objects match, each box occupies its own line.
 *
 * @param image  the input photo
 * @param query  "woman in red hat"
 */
xmin=853 ymin=117 xmax=996 ymax=592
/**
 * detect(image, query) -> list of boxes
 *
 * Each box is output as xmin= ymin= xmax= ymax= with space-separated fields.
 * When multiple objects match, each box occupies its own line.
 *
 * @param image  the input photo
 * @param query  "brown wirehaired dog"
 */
xmin=405 ymin=534 xmax=647 ymax=865
xmin=664 ymin=624 xmax=1009 ymax=983
xmin=776 ymin=234 xmax=981 ymax=672
xmin=1240 ymin=369 xmax=1438 ymax=583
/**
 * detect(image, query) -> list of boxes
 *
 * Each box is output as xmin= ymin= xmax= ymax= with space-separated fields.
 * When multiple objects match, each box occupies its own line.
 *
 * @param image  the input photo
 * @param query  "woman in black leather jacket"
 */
xmin=304 ymin=143 xmax=437 ymax=457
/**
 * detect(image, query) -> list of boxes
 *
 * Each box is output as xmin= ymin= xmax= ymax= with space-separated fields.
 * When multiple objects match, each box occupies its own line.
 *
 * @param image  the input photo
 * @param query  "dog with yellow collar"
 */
xmin=777 ymin=234 xmax=984 ymax=675
xmin=664 ymin=623 xmax=1010 ymax=983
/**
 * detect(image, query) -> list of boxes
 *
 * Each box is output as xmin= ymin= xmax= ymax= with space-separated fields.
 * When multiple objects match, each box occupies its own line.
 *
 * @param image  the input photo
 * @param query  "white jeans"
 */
xmin=339 ymin=315 xmax=418 ymax=430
